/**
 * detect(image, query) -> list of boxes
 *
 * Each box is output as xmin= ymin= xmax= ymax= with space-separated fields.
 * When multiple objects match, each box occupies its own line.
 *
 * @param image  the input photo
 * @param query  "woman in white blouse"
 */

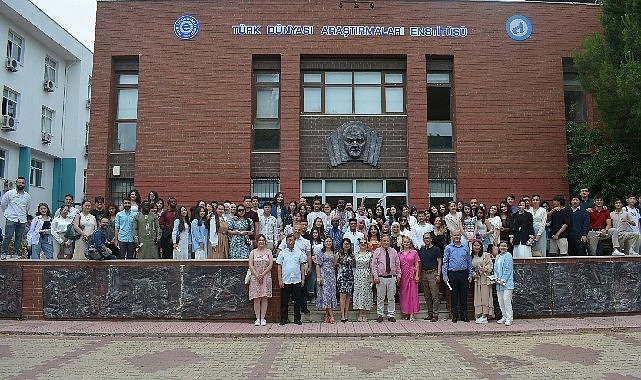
xmin=530 ymin=195 xmax=548 ymax=257
xmin=51 ymin=205 xmax=73 ymax=259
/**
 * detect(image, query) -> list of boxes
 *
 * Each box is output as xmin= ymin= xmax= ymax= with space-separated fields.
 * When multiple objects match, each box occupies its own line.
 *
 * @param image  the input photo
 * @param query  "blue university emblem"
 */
xmin=505 ymin=15 xmax=533 ymax=41
xmin=174 ymin=15 xmax=200 ymax=40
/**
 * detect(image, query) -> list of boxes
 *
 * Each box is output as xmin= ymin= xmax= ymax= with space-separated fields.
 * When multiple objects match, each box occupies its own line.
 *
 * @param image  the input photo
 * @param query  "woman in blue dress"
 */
xmin=315 ymin=237 xmax=338 ymax=323
xmin=336 ymin=237 xmax=355 ymax=323
xmin=227 ymin=205 xmax=253 ymax=259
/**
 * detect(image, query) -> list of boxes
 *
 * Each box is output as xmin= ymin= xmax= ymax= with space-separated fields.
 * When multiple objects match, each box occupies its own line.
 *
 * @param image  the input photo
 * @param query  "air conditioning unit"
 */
xmin=41 ymin=131 xmax=52 ymax=143
xmin=2 ymin=179 xmax=14 ymax=191
xmin=5 ymin=58 xmax=18 ymax=72
xmin=43 ymin=80 xmax=55 ymax=92
xmin=1 ymin=115 xmax=16 ymax=130
xmin=86 ymin=99 xmax=91 ymax=109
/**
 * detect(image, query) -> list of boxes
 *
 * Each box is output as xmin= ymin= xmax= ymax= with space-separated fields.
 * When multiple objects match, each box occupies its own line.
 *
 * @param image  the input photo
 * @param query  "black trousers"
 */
xmin=448 ymin=269 xmax=469 ymax=319
xmin=568 ymin=236 xmax=587 ymax=256
xmin=280 ymin=282 xmax=302 ymax=323
xmin=160 ymin=228 xmax=173 ymax=259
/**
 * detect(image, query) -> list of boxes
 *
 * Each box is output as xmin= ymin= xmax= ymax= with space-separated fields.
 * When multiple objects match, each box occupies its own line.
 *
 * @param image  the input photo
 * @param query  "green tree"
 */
xmin=569 ymin=0 xmax=641 ymax=200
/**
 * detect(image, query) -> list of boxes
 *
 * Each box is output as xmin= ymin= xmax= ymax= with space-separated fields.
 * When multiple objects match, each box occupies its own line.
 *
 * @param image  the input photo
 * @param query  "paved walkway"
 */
xmin=0 ymin=314 xmax=639 ymax=337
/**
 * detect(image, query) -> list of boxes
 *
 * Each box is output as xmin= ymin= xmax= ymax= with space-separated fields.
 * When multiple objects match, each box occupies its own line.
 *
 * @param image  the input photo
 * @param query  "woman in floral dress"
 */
xmin=248 ymin=234 xmax=273 ymax=326
xmin=336 ymin=238 xmax=355 ymax=322
xmin=352 ymin=239 xmax=373 ymax=322
xmin=398 ymin=236 xmax=420 ymax=321
xmin=315 ymin=237 xmax=338 ymax=323
xmin=227 ymin=205 xmax=253 ymax=259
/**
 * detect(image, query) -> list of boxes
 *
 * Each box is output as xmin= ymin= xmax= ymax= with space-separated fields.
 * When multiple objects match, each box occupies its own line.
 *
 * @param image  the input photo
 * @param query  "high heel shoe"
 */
xmin=324 ymin=316 xmax=329 ymax=323
xmin=329 ymin=316 xmax=335 ymax=324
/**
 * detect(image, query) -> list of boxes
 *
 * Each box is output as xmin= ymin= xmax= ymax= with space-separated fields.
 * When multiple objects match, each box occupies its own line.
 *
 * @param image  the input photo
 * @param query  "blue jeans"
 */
xmin=1 ymin=220 xmax=26 ymax=256
xmin=31 ymin=234 xmax=54 ymax=259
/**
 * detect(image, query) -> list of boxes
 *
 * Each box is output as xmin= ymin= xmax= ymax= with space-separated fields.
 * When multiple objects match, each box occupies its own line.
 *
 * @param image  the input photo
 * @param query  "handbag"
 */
xmin=487 ymin=274 xmax=497 ymax=285
xmin=245 ymin=269 xmax=252 ymax=284
xmin=85 ymin=245 xmax=110 ymax=260
xmin=64 ymin=222 xmax=83 ymax=240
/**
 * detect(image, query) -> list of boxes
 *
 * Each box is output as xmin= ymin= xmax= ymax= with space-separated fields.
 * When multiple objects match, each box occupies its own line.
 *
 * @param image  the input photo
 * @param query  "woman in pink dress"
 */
xmin=398 ymin=236 xmax=421 ymax=321
xmin=248 ymin=234 xmax=273 ymax=326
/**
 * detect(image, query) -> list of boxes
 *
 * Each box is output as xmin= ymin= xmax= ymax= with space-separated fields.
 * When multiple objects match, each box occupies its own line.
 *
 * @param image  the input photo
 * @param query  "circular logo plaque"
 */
xmin=174 ymin=15 xmax=200 ymax=40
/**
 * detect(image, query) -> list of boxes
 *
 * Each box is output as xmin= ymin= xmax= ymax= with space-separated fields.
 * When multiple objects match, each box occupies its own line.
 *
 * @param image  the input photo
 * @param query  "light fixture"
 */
xmin=354 ymin=2 xmax=359 ymax=8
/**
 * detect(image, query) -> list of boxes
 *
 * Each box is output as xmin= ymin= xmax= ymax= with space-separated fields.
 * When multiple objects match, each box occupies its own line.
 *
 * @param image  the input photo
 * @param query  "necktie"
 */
xmin=385 ymin=248 xmax=391 ymax=274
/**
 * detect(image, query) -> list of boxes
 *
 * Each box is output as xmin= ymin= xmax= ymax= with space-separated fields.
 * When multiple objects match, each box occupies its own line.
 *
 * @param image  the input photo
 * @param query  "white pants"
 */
xmin=513 ymin=244 xmax=532 ymax=259
xmin=497 ymin=289 xmax=513 ymax=323
xmin=376 ymin=276 xmax=396 ymax=317
xmin=194 ymin=248 xmax=207 ymax=260
xmin=549 ymin=237 xmax=568 ymax=255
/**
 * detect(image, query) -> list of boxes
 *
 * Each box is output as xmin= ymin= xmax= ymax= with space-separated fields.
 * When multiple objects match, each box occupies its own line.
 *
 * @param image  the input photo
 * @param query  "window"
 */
xmin=253 ymin=72 xmax=280 ymax=151
xmin=109 ymin=179 xmax=134 ymax=207
xmin=41 ymin=107 xmax=54 ymax=133
xmin=427 ymin=59 xmax=453 ymax=151
xmin=87 ymin=76 xmax=92 ymax=106
xmin=6 ymin=30 xmax=23 ymax=62
xmin=428 ymin=178 xmax=456 ymax=206
xmin=114 ymin=73 xmax=138 ymax=151
xmin=0 ymin=150 xmax=6 ymax=179
xmin=302 ymin=71 xmax=404 ymax=114
xmin=44 ymin=56 xmax=57 ymax=82
xmin=301 ymin=179 xmax=407 ymax=209
xmin=251 ymin=178 xmax=280 ymax=202
xmin=563 ymin=59 xmax=586 ymax=122
xmin=2 ymin=88 xmax=18 ymax=117
xmin=30 ymin=159 xmax=43 ymax=187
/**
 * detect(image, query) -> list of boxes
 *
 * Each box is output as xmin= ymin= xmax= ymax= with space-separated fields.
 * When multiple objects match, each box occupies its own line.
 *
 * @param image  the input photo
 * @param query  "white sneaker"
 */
xmin=629 ymin=251 xmax=639 ymax=255
xmin=505 ymin=320 xmax=512 ymax=326
xmin=612 ymin=249 xmax=625 ymax=256
xmin=254 ymin=319 xmax=260 ymax=326
xmin=475 ymin=316 xmax=488 ymax=324
xmin=261 ymin=319 xmax=267 ymax=326
xmin=497 ymin=318 xmax=506 ymax=324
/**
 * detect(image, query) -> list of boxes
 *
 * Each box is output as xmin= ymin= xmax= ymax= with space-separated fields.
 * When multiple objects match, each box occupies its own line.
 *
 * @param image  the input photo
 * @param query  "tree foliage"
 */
xmin=569 ymin=0 xmax=641 ymax=200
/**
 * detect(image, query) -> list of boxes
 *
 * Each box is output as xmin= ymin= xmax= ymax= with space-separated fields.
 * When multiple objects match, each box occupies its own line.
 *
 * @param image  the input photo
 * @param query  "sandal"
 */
xmin=329 ymin=316 xmax=335 ymax=324
xmin=324 ymin=316 xmax=329 ymax=323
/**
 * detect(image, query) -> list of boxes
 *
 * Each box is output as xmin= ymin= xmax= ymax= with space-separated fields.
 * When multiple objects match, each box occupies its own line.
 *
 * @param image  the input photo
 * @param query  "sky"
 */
xmin=30 ymin=0 xmax=97 ymax=51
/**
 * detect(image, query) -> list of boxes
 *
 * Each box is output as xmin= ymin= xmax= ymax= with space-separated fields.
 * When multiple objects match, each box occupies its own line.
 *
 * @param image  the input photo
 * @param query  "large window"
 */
xmin=302 ymin=71 xmax=404 ymax=114
xmin=563 ymin=59 xmax=586 ymax=122
xmin=301 ymin=179 xmax=407 ymax=209
xmin=6 ymin=30 xmax=23 ymax=62
xmin=253 ymin=72 xmax=280 ymax=151
xmin=114 ymin=73 xmax=138 ymax=151
xmin=427 ymin=59 xmax=453 ymax=151
xmin=2 ymin=87 xmax=18 ymax=118
xmin=30 ymin=159 xmax=43 ymax=187
xmin=41 ymin=106 xmax=54 ymax=134
xmin=44 ymin=56 xmax=57 ymax=83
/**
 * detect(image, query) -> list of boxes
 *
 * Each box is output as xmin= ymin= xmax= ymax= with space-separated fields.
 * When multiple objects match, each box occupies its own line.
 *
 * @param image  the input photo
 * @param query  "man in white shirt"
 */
xmin=610 ymin=199 xmax=638 ymax=256
xmin=306 ymin=197 xmax=327 ymax=229
xmin=624 ymin=195 xmax=641 ymax=253
xmin=343 ymin=218 xmax=365 ymax=252
xmin=277 ymin=223 xmax=312 ymax=314
xmin=0 ymin=177 xmax=31 ymax=259
xmin=411 ymin=210 xmax=434 ymax=249
xmin=259 ymin=203 xmax=278 ymax=251
xmin=54 ymin=194 xmax=79 ymax=220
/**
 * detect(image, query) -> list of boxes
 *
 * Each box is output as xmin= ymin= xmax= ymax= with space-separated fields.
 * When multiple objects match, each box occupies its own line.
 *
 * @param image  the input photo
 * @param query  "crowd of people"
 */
xmin=2 ymin=178 xmax=640 ymax=326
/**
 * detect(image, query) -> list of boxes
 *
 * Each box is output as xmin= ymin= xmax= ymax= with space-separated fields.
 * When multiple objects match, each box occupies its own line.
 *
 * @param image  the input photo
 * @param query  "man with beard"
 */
xmin=159 ymin=197 xmax=178 ymax=259
xmin=133 ymin=201 xmax=161 ymax=259
xmin=115 ymin=198 xmax=137 ymax=259
xmin=0 ymin=177 xmax=30 ymax=259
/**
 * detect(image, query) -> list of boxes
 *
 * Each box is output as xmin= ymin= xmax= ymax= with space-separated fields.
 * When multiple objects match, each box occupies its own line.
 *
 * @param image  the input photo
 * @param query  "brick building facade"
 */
xmin=88 ymin=0 xmax=601 ymax=209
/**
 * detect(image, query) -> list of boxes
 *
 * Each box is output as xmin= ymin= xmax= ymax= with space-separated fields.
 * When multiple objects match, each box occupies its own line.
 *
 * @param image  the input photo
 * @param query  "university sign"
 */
xmin=231 ymin=23 xmax=468 ymax=37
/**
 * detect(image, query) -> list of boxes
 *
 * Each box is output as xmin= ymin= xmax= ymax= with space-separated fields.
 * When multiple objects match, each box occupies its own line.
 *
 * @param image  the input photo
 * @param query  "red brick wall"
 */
xmin=88 ymin=0 xmax=602 ymax=206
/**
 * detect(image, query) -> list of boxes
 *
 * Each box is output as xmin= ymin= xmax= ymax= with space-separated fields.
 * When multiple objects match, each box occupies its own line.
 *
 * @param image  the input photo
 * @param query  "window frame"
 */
xmin=253 ymin=71 xmax=281 ymax=152
xmin=44 ymin=56 xmax=57 ymax=83
xmin=0 ymin=149 xmax=6 ymax=179
xmin=30 ymin=159 xmax=44 ymax=187
xmin=6 ymin=30 xmax=24 ymax=63
xmin=301 ymin=71 xmax=405 ymax=115
xmin=427 ymin=68 xmax=454 ymax=152
xmin=300 ymin=179 xmax=407 ymax=209
xmin=2 ymin=87 xmax=19 ymax=118
xmin=41 ymin=106 xmax=54 ymax=134
xmin=113 ymin=72 xmax=138 ymax=152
